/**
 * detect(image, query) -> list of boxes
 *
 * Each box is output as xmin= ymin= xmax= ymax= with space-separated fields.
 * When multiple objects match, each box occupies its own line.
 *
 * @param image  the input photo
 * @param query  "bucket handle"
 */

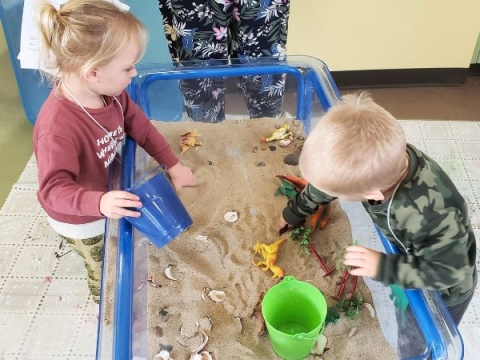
xmin=127 ymin=164 xmax=167 ymax=192
xmin=292 ymin=322 xmax=326 ymax=341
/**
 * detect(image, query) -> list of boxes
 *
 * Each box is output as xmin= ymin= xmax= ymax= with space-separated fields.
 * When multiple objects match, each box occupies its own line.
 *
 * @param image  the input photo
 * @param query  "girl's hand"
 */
xmin=100 ymin=190 xmax=142 ymax=219
xmin=168 ymin=163 xmax=197 ymax=190
xmin=343 ymin=245 xmax=381 ymax=278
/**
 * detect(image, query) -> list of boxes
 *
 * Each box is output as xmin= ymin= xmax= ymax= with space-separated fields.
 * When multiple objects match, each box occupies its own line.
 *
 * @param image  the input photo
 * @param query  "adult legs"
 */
xmin=232 ymin=0 xmax=290 ymax=118
xmin=159 ymin=0 xmax=231 ymax=122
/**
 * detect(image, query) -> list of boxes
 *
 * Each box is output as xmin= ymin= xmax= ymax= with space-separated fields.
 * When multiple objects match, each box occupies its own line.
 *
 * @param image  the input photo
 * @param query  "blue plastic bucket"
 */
xmin=124 ymin=165 xmax=192 ymax=248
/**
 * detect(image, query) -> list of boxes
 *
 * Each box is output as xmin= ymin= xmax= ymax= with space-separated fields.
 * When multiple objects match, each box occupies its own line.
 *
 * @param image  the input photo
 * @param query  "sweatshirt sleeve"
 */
xmin=282 ymin=183 xmax=336 ymax=226
xmin=121 ymin=92 xmax=179 ymax=169
xmin=375 ymin=206 xmax=475 ymax=291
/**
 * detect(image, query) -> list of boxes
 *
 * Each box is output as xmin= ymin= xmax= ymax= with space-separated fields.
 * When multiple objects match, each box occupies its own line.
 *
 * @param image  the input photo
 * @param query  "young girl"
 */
xmin=34 ymin=0 xmax=196 ymax=304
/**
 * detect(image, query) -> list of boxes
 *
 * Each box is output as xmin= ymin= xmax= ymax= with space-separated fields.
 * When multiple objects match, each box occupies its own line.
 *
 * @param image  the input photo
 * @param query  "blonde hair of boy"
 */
xmin=299 ymin=92 xmax=407 ymax=197
xmin=36 ymin=0 xmax=147 ymax=84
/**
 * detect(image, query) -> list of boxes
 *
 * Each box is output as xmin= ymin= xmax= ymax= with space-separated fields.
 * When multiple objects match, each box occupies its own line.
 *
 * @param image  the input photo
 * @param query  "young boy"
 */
xmin=280 ymin=92 xmax=477 ymax=325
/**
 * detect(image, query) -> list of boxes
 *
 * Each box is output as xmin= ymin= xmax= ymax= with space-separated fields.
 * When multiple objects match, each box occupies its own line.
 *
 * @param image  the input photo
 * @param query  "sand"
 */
xmin=143 ymin=118 xmax=397 ymax=359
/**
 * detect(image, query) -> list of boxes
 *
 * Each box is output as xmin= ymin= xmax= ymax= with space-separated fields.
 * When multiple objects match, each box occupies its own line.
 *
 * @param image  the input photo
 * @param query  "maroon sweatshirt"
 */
xmin=34 ymin=89 xmax=178 ymax=224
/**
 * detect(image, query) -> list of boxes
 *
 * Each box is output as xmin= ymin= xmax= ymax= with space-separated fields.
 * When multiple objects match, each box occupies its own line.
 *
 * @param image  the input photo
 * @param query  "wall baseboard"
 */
xmin=468 ymin=64 xmax=480 ymax=76
xmin=330 ymin=68 xmax=470 ymax=89
xmin=226 ymin=66 xmax=479 ymax=93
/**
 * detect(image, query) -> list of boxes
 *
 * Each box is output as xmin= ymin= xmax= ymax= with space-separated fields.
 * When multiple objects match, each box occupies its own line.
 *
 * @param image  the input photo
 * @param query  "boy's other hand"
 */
xmin=100 ymin=191 xmax=142 ymax=219
xmin=168 ymin=163 xmax=197 ymax=190
xmin=343 ymin=245 xmax=381 ymax=278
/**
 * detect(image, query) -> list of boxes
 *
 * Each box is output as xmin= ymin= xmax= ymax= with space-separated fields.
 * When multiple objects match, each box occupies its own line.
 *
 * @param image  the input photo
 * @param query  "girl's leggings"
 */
xmin=59 ymin=234 xmax=104 ymax=304
xmin=159 ymin=0 xmax=290 ymax=122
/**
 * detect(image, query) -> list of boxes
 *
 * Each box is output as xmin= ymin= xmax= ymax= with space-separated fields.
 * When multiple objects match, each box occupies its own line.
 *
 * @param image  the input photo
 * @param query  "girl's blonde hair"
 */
xmin=36 ymin=0 xmax=147 ymax=83
xmin=299 ymin=92 xmax=407 ymax=196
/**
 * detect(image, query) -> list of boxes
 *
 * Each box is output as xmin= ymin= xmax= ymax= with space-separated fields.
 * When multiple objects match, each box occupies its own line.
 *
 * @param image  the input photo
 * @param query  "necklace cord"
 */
xmin=61 ymin=84 xmax=124 ymax=148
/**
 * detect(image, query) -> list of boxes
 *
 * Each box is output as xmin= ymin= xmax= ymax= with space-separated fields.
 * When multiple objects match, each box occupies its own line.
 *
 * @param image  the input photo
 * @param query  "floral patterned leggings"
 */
xmin=60 ymin=234 xmax=104 ymax=304
xmin=159 ymin=0 xmax=290 ymax=122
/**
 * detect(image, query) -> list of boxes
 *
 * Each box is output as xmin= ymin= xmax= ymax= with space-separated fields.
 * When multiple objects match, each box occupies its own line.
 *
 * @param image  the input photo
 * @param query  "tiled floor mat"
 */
xmin=0 ymin=120 xmax=479 ymax=359
xmin=0 ymin=156 xmax=98 ymax=360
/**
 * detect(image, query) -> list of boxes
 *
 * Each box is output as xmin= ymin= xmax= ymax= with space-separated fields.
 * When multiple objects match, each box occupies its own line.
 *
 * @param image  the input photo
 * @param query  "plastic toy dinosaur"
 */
xmin=261 ymin=124 xmax=293 ymax=142
xmin=180 ymin=129 xmax=202 ymax=154
xmin=252 ymin=238 xmax=286 ymax=278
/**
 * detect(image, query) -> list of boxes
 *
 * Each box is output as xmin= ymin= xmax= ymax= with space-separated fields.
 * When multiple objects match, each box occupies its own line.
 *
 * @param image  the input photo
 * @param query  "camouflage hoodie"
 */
xmin=283 ymin=144 xmax=477 ymax=306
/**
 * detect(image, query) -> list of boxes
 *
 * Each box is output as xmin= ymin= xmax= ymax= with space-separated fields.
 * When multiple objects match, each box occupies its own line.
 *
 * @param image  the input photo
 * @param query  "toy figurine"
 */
xmin=261 ymin=124 xmax=293 ymax=142
xmin=252 ymin=238 xmax=286 ymax=278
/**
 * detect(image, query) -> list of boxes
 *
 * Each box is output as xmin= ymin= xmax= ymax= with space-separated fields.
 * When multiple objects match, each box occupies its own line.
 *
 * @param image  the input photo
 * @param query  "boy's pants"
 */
xmin=447 ymin=291 xmax=474 ymax=325
xmin=159 ymin=0 xmax=290 ymax=122
xmin=59 ymin=234 xmax=104 ymax=304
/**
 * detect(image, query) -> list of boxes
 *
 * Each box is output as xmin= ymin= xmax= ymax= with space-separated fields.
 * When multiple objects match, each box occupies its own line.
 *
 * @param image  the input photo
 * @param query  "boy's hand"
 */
xmin=100 ymin=191 xmax=142 ymax=219
xmin=168 ymin=163 xmax=197 ymax=190
xmin=343 ymin=245 xmax=381 ymax=278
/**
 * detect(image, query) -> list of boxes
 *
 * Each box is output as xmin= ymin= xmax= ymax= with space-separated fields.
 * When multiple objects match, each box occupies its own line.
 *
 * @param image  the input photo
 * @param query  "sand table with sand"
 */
xmin=144 ymin=118 xmax=397 ymax=359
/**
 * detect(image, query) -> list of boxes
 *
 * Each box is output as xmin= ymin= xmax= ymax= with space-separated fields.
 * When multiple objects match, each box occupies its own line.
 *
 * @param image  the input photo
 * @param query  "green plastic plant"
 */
xmin=336 ymin=293 xmax=364 ymax=320
xmin=290 ymin=226 xmax=312 ymax=254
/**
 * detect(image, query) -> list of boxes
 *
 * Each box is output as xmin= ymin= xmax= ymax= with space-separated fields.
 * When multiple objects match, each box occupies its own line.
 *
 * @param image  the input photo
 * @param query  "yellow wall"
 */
xmin=287 ymin=0 xmax=480 ymax=71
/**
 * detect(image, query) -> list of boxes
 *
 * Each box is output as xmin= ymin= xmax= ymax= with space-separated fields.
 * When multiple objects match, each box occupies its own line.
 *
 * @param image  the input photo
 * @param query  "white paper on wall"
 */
xmin=18 ymin=0 xmax=130 ymax=70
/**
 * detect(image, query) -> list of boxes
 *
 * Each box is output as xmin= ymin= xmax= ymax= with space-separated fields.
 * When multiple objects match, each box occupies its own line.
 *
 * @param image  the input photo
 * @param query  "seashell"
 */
xmin=153 ymin=350 xmax=173 ymax=360
xmin=191 ymin=330 xmax=209 ymax=354
xmin=197 ymin=316 xmax=214 ymax=333
xmin=207 ymin=290 xmax=226 ymax=303
xmin=292 ymin=120 xmax=301 ymax=127
xmin=313 ymin=334 xmax=328 ymax=354
xmin=190 ymin=351 xmax=213 ymax=360
xmin=363 ymin=303 xmax=375 ymax=318
xmin=195 ymin=235 xmax=208 ymax=242
xmin=165 ymin=266 xmax=178 ymax=281
xmin=278 ymin=138 xmax=294 ymax=148
xmin=180 ymin=323 xmax=198 ymax=338
xmin=148 ymin=273 xmax=160 ymax=287
xmin=224 ymin=211 xmax=238 ymax=223
xmin=348 ymin=327 xmax=357 ymax=338
xmin=201 ymin=287 xmax=211 ymax=302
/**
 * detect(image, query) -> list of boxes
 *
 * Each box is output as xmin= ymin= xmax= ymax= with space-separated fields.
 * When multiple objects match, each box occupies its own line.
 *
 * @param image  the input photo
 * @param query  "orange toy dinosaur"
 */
xmin=252 ymin=238 xmax=286 ymax=278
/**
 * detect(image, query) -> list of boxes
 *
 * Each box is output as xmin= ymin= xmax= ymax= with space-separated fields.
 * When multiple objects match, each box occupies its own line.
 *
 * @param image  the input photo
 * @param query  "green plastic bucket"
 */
xmin=262 ymin=276 xmax=327 ymax=360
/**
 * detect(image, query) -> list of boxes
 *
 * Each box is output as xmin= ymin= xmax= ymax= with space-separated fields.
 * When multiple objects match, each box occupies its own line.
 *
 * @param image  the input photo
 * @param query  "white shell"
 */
xmin=208 ymin=290 xmax=226 ymax=303
xmin=191 ymin=330 xmax=209 ymax=354
xmin=348 ymin=327 xmax=357 ymax=338
xmin=201 ymin=287 xmax=210 ymax=302
xmin=224 ymin=211 xmax=239 ymax=223
xmin=313 ymin=334 xmax=328 ymax=354
xmin=148 ymin=273 xmax=160 ymax=287
xmin=190 ymin=351 xmax=213 ymax=360
xmin=165 ymin=266 xmax=178 ymax=281
xmin=278 ymin=138 xmax=294 ymax=148
xmin=195 ymin=235 xmax=208 ymax=241
xmin=363 ymin=303 xmax=375 ymax=318
xmin=153 ymin=350 xmax=173 ymax=360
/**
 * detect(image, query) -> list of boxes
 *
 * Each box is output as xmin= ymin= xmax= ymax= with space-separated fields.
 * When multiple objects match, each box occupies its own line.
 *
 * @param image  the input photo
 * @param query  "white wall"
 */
xmin=287 ymin=0 xmax=480 ymax=71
